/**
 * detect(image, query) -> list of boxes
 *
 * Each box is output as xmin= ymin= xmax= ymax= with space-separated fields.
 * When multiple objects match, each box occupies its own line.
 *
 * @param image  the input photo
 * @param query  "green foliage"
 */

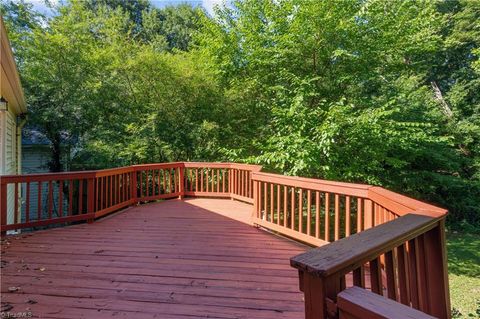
xmin=1 ymin=0 xmax=479 ymax=226
xmin=198 ymin=0 xmax=480 ymax=227
xmin=447 ymin=232 xmax=480 ymax=318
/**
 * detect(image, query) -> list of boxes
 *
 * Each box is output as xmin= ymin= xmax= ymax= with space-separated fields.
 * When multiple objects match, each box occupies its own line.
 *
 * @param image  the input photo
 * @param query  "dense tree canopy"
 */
xmin=1 ymin=0 xmax=479 ymax=227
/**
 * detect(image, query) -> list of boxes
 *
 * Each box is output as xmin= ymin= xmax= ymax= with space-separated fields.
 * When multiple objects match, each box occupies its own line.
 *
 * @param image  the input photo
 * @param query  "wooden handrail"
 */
xmin=290 ymin=214 xmax=450 ymax=319
xmin=290 ymin=214 xmax=439 ymax=277
xmin=0 ymin=161 xmax=451 ymax=318
xmin=337 ymin=287 xmax=436 ymax=319
xmin=0 ymin=162 xmax=262 ymax=232
xmin=368 ymin=187 xmax=447 ymax=217
xmin=253 ymin=172 xmax=370 ymax=197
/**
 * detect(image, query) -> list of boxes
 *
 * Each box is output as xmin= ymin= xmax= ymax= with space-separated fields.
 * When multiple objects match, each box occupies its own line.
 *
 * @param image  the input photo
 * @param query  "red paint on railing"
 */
xmin=0 ymin=161 xmax=450 ymax=318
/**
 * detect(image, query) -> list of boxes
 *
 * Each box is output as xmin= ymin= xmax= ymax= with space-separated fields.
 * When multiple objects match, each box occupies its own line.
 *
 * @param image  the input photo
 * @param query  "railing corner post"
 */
xmin=424 ymin=218 xmax=451 ymax=319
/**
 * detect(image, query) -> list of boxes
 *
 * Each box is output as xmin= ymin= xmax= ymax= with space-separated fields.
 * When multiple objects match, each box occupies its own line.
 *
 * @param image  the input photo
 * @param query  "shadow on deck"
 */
xmin=0 ymin=199 xmax=307 ymax=319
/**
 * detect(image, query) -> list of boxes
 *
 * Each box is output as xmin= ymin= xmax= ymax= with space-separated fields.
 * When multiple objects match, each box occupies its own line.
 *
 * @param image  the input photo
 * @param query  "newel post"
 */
xmin=291 ymin=251 xmax=345 ymax=319
xmin=423 ymin=218 xmax=451 ymax=319
xmin=86 ymin=176 xmax=95 ymax=223
xmin=0 ymin=182 xmax=7 ymax=237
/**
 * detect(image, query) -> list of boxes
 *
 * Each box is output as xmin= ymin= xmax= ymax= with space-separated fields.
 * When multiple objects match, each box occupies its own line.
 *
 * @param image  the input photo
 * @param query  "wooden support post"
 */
xmin=300 ymin=271 xmax=340 ymax=319
xmin=423 ymin=220 xmax=451 ymax=319
xmin=302 ymin=272 xmax=327 ymax=319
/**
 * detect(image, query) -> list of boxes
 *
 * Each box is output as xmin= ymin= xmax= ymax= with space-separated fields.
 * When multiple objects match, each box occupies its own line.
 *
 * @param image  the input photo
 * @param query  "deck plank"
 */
xmin=1 ymin=199 xmax=307 ymax=318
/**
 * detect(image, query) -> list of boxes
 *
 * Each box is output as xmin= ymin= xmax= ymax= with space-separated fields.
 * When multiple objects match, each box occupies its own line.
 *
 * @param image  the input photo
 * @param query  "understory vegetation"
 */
xmin=1 ymin=0 xmax=479 ymax=232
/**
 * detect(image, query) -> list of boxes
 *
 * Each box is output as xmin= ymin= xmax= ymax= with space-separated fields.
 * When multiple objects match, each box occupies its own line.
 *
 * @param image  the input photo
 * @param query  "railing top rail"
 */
xmin=368 ymin=186 xmax=447 ymax=217
xmin=0 ymin=162 xmax=264 ymax=184
xmin=338 ymin=287 xmax=437 ymax=319
xmin=132 ymin=162 xmax=184 ymax=171
xmin=0 ymin=161 xmax=447 ymax=218
xmin=0 ymin=170 xmax=98 ymax=183
xmin=0 ymin=166 xmax=136 ymax=183
xmin=181 ymin=162 xmax=261 ymax=170
xmin=290 ymin=213 xmax=441 ymax=277
xmin=252 ymin=171 xmax=371 ymax=197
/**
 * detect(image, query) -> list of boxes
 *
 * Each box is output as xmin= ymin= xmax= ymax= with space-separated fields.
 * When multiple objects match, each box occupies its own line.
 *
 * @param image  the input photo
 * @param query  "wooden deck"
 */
xmin=0 ymin=199 xmax=307 ymax=319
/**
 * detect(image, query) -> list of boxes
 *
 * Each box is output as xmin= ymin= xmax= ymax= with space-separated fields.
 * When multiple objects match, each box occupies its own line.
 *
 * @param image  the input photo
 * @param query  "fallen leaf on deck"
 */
xmin=1 ymin=302 xmax=13 ymax=312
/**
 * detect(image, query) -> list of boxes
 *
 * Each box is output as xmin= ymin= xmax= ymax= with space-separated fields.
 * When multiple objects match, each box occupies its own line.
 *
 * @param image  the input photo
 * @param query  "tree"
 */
xmin=141 ymin=4 xmax=204 ymax=51
xmin=199 ymin=0 xmax=478 ymax=226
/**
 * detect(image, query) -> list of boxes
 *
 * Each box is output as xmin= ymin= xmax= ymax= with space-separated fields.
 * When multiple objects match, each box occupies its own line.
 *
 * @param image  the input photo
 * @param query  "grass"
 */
xmin=447 ymin=231 xmax=480 ymax=318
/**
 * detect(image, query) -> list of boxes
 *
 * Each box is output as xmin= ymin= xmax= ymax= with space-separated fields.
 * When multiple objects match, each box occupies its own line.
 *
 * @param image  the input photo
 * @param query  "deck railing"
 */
xmin=0 ymin=162 xmax=261 ymax=232
xmin=0 ymin=162 xmax=450 ymax=319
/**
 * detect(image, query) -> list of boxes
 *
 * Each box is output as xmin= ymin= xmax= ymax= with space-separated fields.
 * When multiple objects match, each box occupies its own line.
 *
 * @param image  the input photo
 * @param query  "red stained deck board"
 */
xmin=1 ymin=199 xmax=307 ymax=318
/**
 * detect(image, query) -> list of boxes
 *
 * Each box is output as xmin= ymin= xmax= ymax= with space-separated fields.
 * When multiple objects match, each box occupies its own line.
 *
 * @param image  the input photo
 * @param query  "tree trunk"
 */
xmin=49 ymin=132 xmax=63 ymax=172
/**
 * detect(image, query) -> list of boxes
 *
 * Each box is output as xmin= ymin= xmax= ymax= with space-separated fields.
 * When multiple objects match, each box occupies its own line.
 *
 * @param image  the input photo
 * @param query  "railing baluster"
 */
xmin=299 ymin=188 xmax=303 ymax=233
xmin=194 ymin=168 xmax=197 ymax=192
xmin=222 ymin=169 xmax=226 ymax=193
xmin=364 ymin=199 xmax=373 ymax=229
xmin=415 ymin=236 xmax=428 ymax=313
xmin=315 ymin=191 xmax=320 ymax=238
xmin=407 ymin=239 xmax=419 ymax=309
xmin=385 ymin=250 xmax=398 ymax=300
xmin=69 ymin=180 xmax=73 ymax=215
xmin=307 ymin=190 xmax=311 ymax=236
xmin=370 ymin=257 xmax=383 ymax=295
xmin=345 ymin=195 xmax=351 ymax=237
xmin=263 ymin=182 xmax=267 ymax=220
xmin=38 ymin=181 xmax=42 ymax=220
xmin=95 ymin=178 xmax=99 ymax=211
xmin=26 ymin=182 xmax=30 ymax=223
xmin=59 ymin=181 xmax=63 ymax=217
xmin=324 ymin=193 xmax=330 ymax=241
xmin=270 ymin=183 xmax=274 ymax=223
xmin=397 ymin=243 xmax=410 ymax=305
xmin=357 ymin=198 xmax=363 ymax=233
xmin=145 ymin=170 xmax=149 ymax=198
xmin=79 ymin=179 xmax=83 ymax=214
xmin=334 ymin=194 xmax=340 ymax=241
xmin=291 ymin=187 xmax=295 ymax=229
xmin=118 ymin=174 xmax=122 ymax=201
xmin=258 ymin=181 xmax=263 ymax=218
xmin=283 ymin=186 xmax=288 ymax=228
xmin=211 ymin=168 xmax=214 ymax=193
xmin=353 ymin=266 xmax=365 ymax=288
xmin=14 ymin=183 xmax=19 ymax=224
xmin=276 ymin=184 xmax=281 ymax=225
xmin=48 ymin=181 xmax=53 ymax=219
